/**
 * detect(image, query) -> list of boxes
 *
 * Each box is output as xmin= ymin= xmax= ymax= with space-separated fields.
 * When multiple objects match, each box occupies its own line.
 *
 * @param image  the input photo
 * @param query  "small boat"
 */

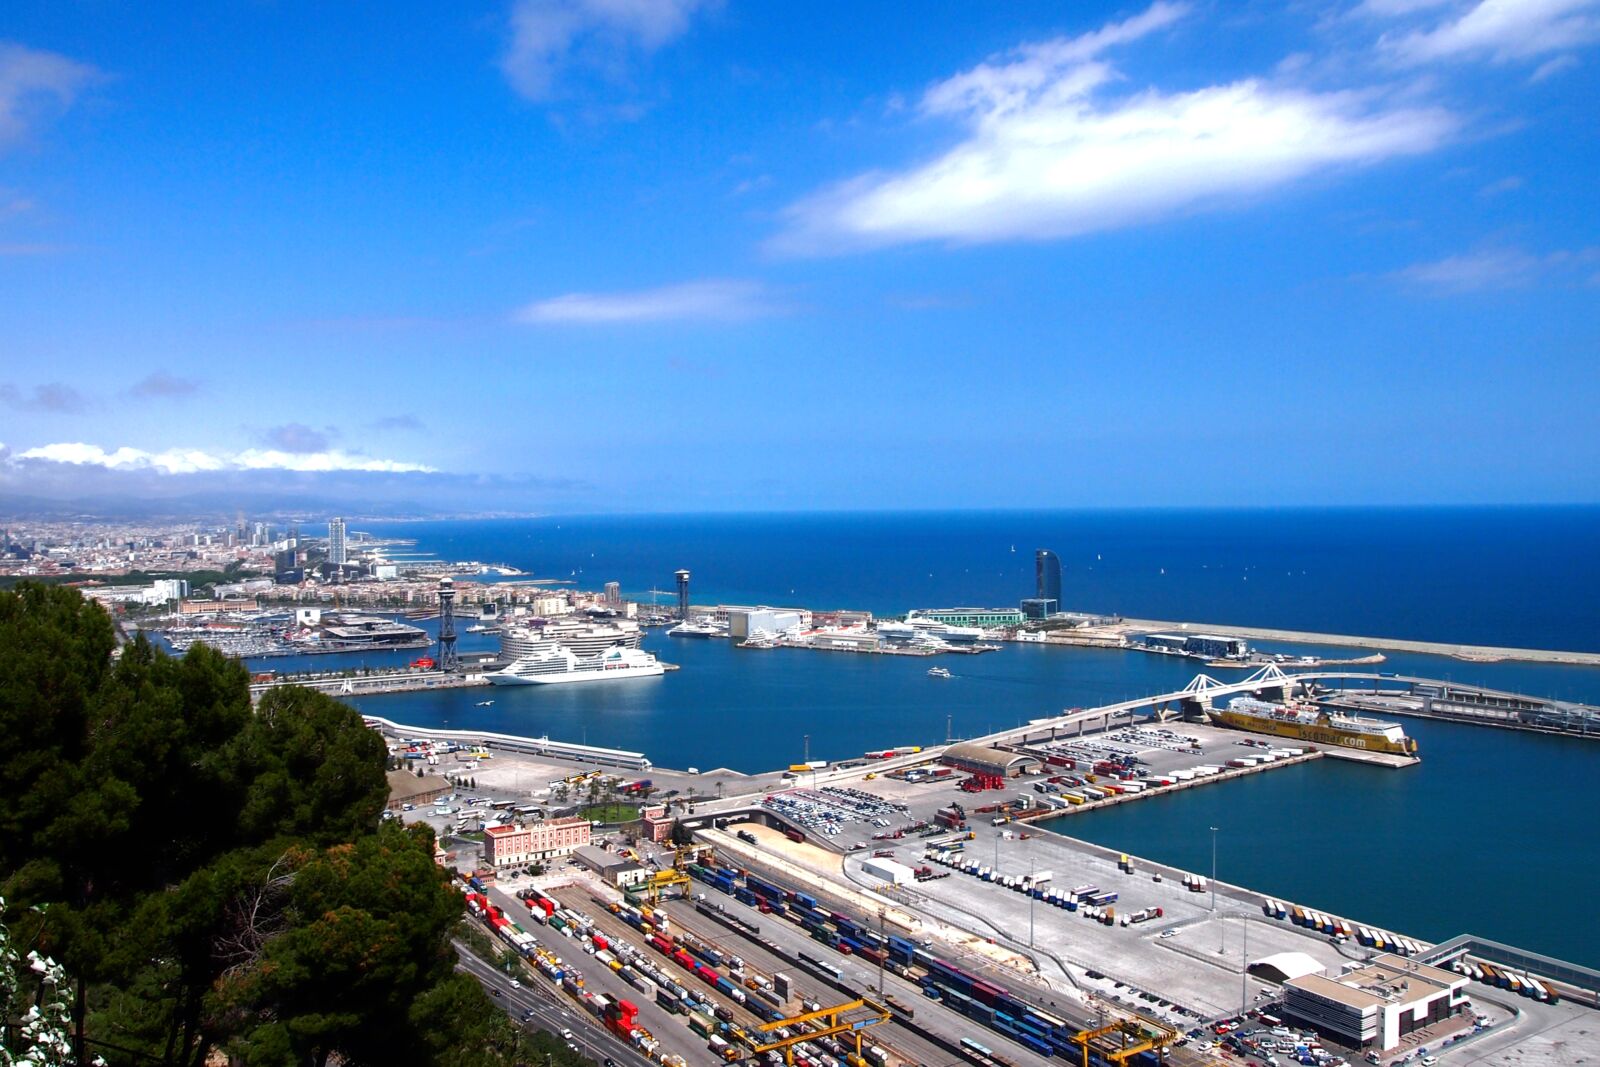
xmin=928 ymin=667 xmax=952 ymax=679
xmin=475 ymin=700 xmax=495 ymax=707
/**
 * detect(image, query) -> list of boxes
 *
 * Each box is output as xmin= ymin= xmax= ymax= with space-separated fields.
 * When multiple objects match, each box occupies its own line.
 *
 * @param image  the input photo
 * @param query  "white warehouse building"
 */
xmin=860 ymin=858 xmax=916 ymax=886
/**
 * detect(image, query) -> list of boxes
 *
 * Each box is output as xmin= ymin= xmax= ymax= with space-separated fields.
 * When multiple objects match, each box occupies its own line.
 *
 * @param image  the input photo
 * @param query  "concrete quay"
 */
xmin=248 ymin=667 xmax=489 ymax=702
xmin=1117 ymin=617 xmax=1600 ymax=666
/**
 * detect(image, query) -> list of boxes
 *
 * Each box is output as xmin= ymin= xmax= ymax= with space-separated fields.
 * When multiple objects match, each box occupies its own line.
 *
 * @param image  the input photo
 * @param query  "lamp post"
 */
xmin=877 ymin=906 xmax=888 ymax=997
xmin=1212 ymin=824 xmax=1226 ymax=956
xmin=1209 ymin=825 xmax=1219 ymax=913
xmin=1241 ymin=912 xmax=1250 ymax=1013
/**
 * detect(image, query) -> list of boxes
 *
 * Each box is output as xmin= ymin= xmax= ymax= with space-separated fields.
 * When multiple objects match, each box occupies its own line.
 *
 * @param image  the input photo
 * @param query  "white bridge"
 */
xmin=987 ymin=664 xmax=1599 ymax=746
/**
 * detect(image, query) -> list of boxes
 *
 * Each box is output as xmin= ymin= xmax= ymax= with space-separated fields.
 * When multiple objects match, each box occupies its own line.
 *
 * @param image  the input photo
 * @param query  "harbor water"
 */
xmin=246 ymin=508 xmax=1600 ymax=967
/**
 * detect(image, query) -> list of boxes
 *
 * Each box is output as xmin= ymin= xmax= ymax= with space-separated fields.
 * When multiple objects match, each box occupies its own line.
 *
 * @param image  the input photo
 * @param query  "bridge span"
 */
xmin=978 ymin=664 xmax=1600 ymax=749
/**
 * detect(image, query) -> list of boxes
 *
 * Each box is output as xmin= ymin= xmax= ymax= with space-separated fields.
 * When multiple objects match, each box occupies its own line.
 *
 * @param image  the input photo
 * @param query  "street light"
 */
xmin=1209 ymin=826 xmax=1218 ymax=913
xmin=1241 ymin=912 xmax=1250 ymax=1013
xmin=1211 ymin=825 xmax=1225 ymax=957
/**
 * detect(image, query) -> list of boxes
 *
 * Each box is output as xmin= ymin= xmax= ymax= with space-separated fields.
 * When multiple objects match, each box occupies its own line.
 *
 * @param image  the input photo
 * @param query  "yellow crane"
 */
xmin=638 ymin=867 xmax=691 ymax=904
xmin=742 ymin=997 xmax=892 ymax=1065
xmin=1070 ymin=1016 xmax=1178 ymax=1066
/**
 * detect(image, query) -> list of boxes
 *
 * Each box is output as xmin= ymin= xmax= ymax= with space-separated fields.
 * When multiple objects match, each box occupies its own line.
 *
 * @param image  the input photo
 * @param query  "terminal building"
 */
xmin=1137 ymin=632 xmax=1249 ymax=659
xmin=1020 ymin=597 xmax=1058 ymax=620
xmin=940 ymin=742 xmax=1041 ymax=778
xmin=1280 ymin=953 xmax=1470 ymax=1053
xmin=483 ymin=815 xmax=592 ymax=867
xmin=573 ymin=845 xmax=650 ymax=889
xmin=726 ymin=606 xmax=810 ymax=640
xmin=908 ymin=607 xmax=1025 ymax=628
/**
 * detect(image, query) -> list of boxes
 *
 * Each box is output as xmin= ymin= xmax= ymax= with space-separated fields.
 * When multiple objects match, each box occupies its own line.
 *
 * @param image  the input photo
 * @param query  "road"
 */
xmin=454 ymin=942 xmax=645 ymax=1065
xmin=477 ymin=880 xmax=710 ymax=1066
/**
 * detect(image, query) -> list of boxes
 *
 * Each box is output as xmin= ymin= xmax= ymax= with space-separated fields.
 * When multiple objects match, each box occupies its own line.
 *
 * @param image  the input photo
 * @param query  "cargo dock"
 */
xmin=386 ymin=672 xmax=1600 ymax=1067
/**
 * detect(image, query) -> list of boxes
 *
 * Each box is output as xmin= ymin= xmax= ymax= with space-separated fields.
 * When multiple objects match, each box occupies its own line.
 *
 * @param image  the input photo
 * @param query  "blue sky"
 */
xmin=1 ymin=0 xmax=1597 ymax=514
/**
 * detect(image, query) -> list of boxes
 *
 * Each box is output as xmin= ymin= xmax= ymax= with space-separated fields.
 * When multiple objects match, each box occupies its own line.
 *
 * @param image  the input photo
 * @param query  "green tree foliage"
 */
xmin=0 ymin=584 xmax=518 ymax=1067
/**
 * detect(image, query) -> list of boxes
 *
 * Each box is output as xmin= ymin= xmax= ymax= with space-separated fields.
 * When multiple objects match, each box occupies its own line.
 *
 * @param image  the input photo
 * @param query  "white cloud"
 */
xmin=501 ymin=0 xmax=712 ymax=100
xmin=1380 ymin=0 xmax=1600 ymax=65
xmin=14 ymin=442 xmax=434 ymax=474
xmin=1530 ymin=53 xmax=1582 ymax=78
xmin=1391 ymin=245 xmax=1600 ymax=290
xmin=1478 ymin=175 xmax=1524 ymax=195
xmin=0 ymin=42 xmax=100 ymax=147
xmin=774 ymin=4 xmax=1457 ymax=255
xmin=1356 ymin=0 xmax=1456 ymax=14
xmin=516 ymin=279 xmax=779 ymax=322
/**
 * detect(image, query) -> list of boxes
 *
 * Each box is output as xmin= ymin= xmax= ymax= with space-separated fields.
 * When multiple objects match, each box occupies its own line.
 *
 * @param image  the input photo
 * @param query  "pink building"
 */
xmin=484 ymin=816 xmax=591 ymax=867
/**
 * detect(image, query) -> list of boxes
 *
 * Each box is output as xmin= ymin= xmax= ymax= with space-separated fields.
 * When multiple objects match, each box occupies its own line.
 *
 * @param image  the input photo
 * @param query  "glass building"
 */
xmin=1035 ymin=548 xmax=1061 ymax=608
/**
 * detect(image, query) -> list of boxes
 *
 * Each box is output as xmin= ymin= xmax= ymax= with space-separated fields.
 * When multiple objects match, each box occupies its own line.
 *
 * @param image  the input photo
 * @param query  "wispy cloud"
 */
xmin=1 ymin=381 xmax=88 ymax=413
xmin=15 ymin=441 xmax=435 ymax=474
xmin=1390 ymin=245 xmax=1600 ymax=290
xmin=1378 ymin=0 xmax=1600 ymax=65
xmin=367 ymin=413 xmax=426 ymax=433
xmin=1478 ymin=175 xmax=1524 ymax=196
xmin=260 ymin=422 xmax=337 ymax=454
xmin=517 ymin=278 xmax=780 ymax=323
xmin=127 ymin=371 xmax=201 ymax=399
xmin=0 ymin=242 xmax=68 ymax=256
xmin=500 ymin=0 xmax=713 ymax=101
xmin=1530 ymin=53 xmax=1582 ymax=79
xmin=0 ymin=42 xmax=100 ymax=147
xmin=773 ymin=3 xmax=1457 ymax=255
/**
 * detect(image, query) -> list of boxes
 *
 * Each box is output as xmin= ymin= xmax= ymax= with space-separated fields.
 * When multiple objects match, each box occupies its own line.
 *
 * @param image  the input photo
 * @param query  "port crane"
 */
xmin=743 ymin=997 xmax=892 ymax=1065
xmin=1070 ymin=1016 xmax=1178 ymax=1066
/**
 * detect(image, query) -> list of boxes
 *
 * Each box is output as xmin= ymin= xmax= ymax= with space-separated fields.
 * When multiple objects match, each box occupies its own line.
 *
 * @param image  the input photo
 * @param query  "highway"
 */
xmin=453 ymin=942 xmax=645 ymax=1065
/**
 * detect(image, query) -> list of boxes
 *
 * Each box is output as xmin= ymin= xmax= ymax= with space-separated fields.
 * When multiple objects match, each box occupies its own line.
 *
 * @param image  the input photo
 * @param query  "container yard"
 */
xmin=374 ymin=687 xmax=1600 ymax=1067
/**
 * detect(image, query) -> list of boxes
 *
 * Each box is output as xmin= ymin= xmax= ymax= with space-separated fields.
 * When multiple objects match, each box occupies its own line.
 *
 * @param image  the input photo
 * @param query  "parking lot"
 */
xmin=761 ymin=785 xmax=914 ymax=837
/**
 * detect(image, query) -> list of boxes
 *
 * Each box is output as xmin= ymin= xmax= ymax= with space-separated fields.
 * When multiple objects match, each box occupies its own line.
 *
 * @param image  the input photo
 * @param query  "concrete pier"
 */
xmin=1117 ymin=617 xmax=1600 ymax=666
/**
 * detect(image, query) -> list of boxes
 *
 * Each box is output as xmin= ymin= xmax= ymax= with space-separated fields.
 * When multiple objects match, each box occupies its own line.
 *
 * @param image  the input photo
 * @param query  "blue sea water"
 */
xmin=1049 ymin=715 xmax=1600 ymax=970
xmin=362 ymin=507 xmax=1600 ymax=652
xmin=282 ymin=508 xmax=1600 ymax=966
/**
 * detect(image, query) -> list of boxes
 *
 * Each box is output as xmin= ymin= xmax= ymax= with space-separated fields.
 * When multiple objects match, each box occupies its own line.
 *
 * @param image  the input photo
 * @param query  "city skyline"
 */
xmin=2 ymin=1 xmax=1598 ymax=514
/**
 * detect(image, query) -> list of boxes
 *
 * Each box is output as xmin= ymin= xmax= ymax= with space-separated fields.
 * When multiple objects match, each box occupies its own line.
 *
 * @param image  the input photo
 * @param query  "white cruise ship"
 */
xmin=487 ymin=645 xmax=665 ymax=686
xmin=877 ymin=617 xmax=990 ymax=647
xmin=499 ymin=618 xmax=643 ymax=660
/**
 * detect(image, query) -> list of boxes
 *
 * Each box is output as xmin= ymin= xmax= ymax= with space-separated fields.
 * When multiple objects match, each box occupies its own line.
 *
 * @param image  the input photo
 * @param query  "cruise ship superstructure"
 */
xmin=499 ymin=618 xmax=643 ymax=660
xmin=487 ymin=645 xmax=664 ymax=686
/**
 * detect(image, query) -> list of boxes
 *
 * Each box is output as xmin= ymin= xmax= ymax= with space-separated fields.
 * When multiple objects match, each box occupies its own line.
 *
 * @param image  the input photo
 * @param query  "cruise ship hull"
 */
xmin=1205 ymin=709 xmax=1417 ymax=756
xmin=487 ymin=664 xmax=664 ymax=686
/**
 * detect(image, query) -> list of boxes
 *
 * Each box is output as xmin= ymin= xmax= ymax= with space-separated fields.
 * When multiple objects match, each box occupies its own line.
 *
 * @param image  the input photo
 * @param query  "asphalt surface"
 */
xmin=454 ymin=942 xmax=647 ymax=1065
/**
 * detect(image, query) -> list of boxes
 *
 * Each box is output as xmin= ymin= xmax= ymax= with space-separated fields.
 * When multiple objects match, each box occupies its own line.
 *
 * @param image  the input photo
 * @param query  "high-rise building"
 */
xmin=328 ymin=517 xmax=347 ymax=565
xmin=1035 ymin=549 xmax=1061 ymax=611
xmin=604 ymin=581 xmax=621 ymax=606
xmin=675 ymin=569 xmax=691 ymax=620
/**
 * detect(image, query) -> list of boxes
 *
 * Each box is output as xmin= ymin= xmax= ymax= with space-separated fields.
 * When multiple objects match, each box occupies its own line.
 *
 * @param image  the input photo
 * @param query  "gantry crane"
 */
xmin=1070 ymin=1016 xmax=1179 ymax=1066
xmin=744 ymin=998 xmax=892 ymax=1065
xmin=636 ymin=867 xmax=691 ymax=904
